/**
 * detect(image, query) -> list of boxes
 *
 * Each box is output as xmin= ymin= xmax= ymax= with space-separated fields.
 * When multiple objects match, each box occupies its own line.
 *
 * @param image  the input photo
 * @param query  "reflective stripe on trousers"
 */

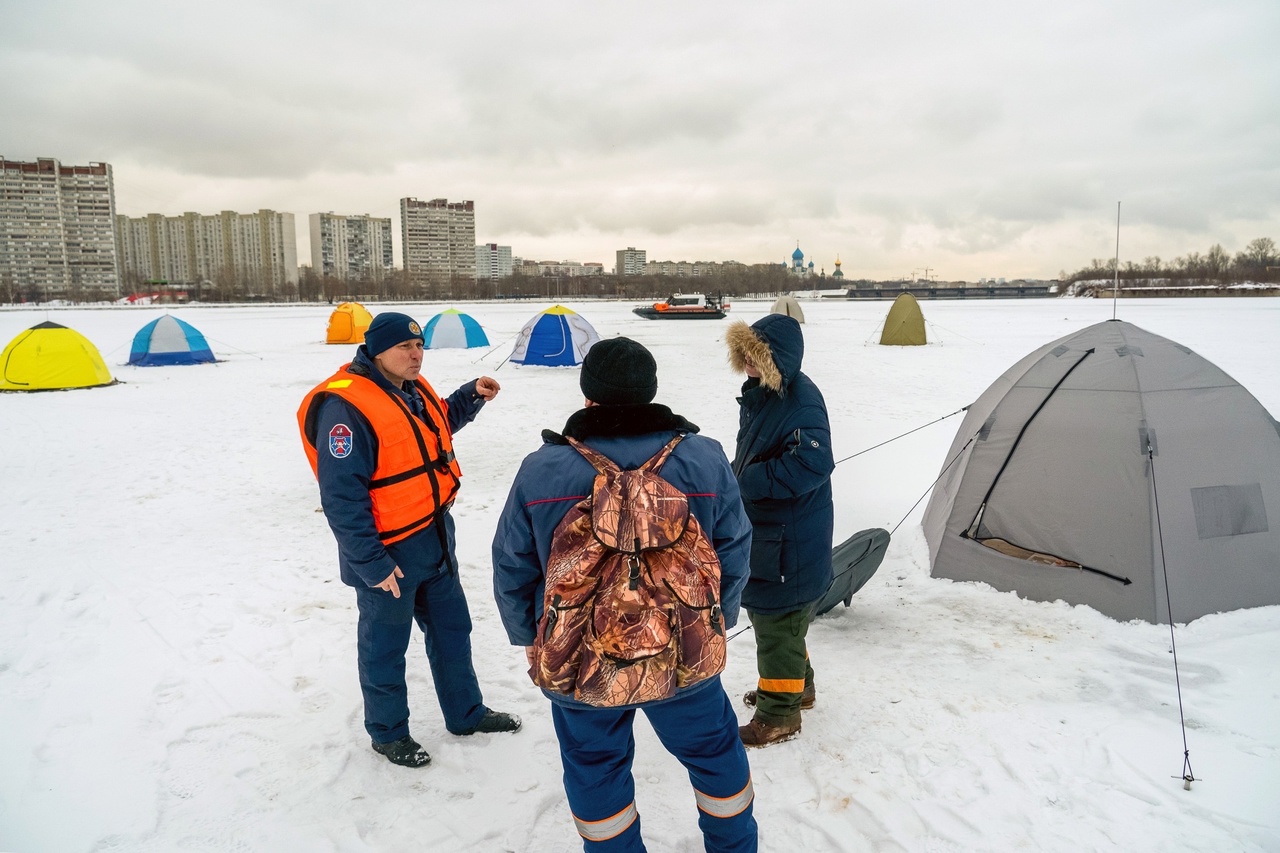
xmin=757 ymin=677 xmax=805 ymax=693
xmin=694 ymin=777 xmax=755 ymax=819
xmin=574 ymin=802 xmax=639 ymax=843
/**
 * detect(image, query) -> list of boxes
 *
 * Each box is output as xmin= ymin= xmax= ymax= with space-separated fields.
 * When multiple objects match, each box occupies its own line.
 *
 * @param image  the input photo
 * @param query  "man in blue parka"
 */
xmin=492 ymin=337 xmax=758 ymax=852
xmin=299 ymin=312 xmax=521 ymax=769
xmin=725 ymin=314 xmax=835 ymax=748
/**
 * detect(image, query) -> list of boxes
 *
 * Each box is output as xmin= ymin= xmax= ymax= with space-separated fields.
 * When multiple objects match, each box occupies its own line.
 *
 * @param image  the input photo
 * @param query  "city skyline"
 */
xmin=3 ymin=1 xmax=1277 ymax=281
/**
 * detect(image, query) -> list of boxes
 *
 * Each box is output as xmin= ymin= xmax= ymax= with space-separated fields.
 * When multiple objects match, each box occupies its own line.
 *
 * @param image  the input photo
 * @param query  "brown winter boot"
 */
xmin=738 ymin=714 xmax=801 ymax=748
xmin=743 ymin=683 xmax=816 ymax=711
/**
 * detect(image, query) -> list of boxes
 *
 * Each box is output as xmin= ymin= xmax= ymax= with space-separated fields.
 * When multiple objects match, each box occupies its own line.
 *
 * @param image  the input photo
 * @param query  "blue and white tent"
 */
xmin=510 ymin=305 xmax=600 ymax=367
xmin=422 ymin=309 xmax=490 ymax=349
xmin=128 ymin=314 xmax=217 ymax=366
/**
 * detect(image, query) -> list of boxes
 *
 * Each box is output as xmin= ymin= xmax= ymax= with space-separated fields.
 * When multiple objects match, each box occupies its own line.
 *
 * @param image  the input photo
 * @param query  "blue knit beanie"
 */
xmin=364 ymin=312 xmax=422 ymax=356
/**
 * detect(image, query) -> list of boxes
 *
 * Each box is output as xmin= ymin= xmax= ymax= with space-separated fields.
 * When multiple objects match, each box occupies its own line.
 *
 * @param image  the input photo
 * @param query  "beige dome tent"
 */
xmin=879 ymin=292 xmax=926 ymax=345
xmin=326 ymin=302 xmax=373 ymax=344
xmin=770 ymin=294 xmax=805 ymax=323
xmin=922 ymin=319 xmax=1280 ymax=623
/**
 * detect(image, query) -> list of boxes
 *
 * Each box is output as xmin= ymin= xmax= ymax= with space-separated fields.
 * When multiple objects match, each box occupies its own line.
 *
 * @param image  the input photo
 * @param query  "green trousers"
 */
xmin=747 ymin=607 xmax=816 ymax=724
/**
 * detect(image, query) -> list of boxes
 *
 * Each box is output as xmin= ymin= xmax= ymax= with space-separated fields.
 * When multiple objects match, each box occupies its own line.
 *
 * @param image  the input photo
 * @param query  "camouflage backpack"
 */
xmin=530 ymin=435 xmax=727 ymax=707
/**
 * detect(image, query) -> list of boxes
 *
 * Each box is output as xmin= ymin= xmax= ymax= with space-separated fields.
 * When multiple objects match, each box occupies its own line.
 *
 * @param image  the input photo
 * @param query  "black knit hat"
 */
xmin=580 ymin=337 xmax=658 ymax=405
xmin=364 ymin=312 xmax=422 ymax=357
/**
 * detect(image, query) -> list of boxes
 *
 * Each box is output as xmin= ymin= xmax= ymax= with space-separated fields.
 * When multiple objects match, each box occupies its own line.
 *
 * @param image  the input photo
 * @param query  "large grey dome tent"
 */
xmin=922 ymin=319 xmax=1280 ymax=624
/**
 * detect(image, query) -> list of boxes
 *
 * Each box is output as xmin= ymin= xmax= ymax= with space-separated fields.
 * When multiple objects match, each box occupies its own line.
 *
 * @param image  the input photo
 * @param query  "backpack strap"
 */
xmin=639 ymin=434 xmax=685 ymax=474
xmin=565 ymin=434 xmax=685 ymax=475
xmin=564 ymin=436 xmax=621 ymax=475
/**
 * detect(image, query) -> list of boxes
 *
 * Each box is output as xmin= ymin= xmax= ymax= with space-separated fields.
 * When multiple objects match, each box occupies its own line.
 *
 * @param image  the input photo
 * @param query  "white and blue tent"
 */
xmin=510 ymin=305 xmax=600 ymax=366
xmin=128 ymin=314 xmax=217 ymax=366
xmin=423 ymin=309 xmax=490 ymax=349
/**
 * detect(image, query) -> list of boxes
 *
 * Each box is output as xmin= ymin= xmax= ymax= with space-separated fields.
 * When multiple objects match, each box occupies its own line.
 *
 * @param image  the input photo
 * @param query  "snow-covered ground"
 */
xmin=2 ymin=296 xmax=1277 ymax=852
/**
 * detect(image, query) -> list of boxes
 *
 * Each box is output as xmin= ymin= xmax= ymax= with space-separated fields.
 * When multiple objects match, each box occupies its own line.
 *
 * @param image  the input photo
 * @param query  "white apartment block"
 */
xmin=475 ymin=242 xmax=513 ymax=279
xmin=0 ymin=157 xmax=121 ymax=300
xmin=616 ymin=247 xmax=646 ymax=276
xmin=309 ymin=213 xmax=393 ymax=281
xmin=645 ymin=260 xmax=724 ymax=277
xmin=400 ymin=197 xmax=476 ymax=284
xmin=117 ymin=209 xmax=298 ymax=296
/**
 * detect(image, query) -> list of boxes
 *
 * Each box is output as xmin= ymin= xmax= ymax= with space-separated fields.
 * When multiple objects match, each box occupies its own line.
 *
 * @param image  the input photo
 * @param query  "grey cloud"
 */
xmin=2 ymin=0 xmax=1277 ymax=278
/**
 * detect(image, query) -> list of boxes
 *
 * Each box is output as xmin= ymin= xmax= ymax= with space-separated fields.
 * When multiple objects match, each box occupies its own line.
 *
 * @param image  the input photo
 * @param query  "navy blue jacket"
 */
xmin=492 ymin=404 xmax=753 ymax=709
xmin=313 ymin=346 xmax=487 ymax=589
xmin=730 ymin=314 xmax=835 ymax=613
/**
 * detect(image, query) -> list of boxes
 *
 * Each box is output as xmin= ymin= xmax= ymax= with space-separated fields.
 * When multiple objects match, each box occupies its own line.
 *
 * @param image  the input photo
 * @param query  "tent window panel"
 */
xmin=1192 ymin=483 xmax=1269 ymax=539
xmin=1115 ymin=345 xmax=1144 ymax=358
xmin=1049 ymin=345 xmax=1069 ymax=358
xmin=977 ymin=415 xmax=996 ymax=442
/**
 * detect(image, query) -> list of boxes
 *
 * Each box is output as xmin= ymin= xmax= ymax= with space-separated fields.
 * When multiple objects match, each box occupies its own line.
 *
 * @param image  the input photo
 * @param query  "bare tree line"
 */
xmin=1062 ymin=237 xmax=1278 ymax=287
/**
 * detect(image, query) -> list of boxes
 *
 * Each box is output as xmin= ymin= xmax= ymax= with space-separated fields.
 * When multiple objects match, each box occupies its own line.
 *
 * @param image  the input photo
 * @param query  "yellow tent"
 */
xmin=0 ymin=321 xmax=115 ymax=391
xmin=326 ymin=302 xmax=373 ymax=344
xmin=879 ymin=293 xmax=927 ymax=346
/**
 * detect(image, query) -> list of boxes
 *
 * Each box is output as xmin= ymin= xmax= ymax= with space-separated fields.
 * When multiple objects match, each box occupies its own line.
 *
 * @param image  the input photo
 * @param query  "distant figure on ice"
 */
xmin=726 ymin=314 xmax=835 ymax=748
xmin=492 ymin=337 xmax=758 ymax=852
xmin=298 ymin=312 xmax=521 ymax=768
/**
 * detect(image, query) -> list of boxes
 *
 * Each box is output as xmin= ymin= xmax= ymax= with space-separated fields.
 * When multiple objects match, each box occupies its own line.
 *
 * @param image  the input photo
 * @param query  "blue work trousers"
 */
xmin=354 ymin=567 xmax=485 ymax=742
xmin=551 ymin=678 xmax=757 ymax=853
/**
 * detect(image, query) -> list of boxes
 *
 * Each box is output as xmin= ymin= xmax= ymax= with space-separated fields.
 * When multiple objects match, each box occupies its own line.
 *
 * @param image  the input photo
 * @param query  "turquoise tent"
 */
xmin=423 ymin=309 xmax=490 ymax=349
xmin=128 ymin=315 xmax=217 ymax=366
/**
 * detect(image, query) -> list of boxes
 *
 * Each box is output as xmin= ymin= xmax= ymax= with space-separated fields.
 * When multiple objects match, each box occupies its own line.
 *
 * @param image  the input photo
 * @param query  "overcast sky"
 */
xmin=3 ymin=0 xmax=1278 ymax=280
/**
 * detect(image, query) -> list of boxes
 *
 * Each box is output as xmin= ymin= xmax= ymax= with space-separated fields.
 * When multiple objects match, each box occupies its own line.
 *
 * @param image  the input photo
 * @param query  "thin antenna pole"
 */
xmin=1112 ymin=201 xmax=1121 ymax=320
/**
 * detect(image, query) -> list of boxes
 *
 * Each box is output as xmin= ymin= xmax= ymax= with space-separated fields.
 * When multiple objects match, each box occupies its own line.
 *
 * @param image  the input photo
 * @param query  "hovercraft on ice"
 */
xmin=632 ymin=292 xmax=731 ymax=320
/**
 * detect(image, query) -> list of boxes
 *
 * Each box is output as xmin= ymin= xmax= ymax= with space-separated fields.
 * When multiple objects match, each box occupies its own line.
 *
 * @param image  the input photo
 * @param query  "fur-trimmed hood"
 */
xmin=726 ymin=314 xmax=804 ymax=393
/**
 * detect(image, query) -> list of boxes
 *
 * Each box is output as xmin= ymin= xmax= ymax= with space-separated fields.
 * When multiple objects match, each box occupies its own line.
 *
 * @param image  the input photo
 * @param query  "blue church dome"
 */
xmin=792 ymin=246 xmax=805 ymax=261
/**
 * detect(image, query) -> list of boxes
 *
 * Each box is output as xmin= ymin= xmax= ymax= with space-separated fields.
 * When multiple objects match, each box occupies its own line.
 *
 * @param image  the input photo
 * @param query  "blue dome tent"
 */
xmin=422 ymin=309 xmax=490 ymax=349
xmin=510 ymin=305 xmax=600 ymax=366
xmin=128 ymin=314 xmax=217 ymax=366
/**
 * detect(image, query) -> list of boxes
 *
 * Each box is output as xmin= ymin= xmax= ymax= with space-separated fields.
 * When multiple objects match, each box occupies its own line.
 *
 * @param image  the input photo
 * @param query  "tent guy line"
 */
xmin=833 ymin=405 xmax=970 ymax=467
xmin=1150 ymin=442 xmax=1198 ymax=791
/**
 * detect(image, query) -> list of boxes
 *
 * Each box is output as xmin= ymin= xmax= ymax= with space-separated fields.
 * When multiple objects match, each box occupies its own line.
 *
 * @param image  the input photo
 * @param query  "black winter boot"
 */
xmin=458 ymin=709 xmax=522 ymax=735
xmin=371 ymin=735 xmax=431 ymax=768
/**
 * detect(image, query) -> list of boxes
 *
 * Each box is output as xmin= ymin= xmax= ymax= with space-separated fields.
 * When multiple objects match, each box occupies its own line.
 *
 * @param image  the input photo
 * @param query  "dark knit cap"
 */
xmin=580 ymin=337 xmax=658 ymax=405
xmin=364 ymin=312 xmax=422 ymax=357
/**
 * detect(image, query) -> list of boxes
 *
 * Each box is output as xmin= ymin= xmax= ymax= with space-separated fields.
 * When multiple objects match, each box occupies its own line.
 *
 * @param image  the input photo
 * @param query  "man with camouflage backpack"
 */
xmin=492 ymin=337 xmax=758 ymax=853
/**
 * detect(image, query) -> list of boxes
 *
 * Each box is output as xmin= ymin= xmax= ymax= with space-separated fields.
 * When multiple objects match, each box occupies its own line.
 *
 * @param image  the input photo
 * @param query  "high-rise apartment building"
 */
xmin=116 ymin=209 xmax=298 ymax=297
xmin=616 ymin=246 xmax=647 ymax=276
xmin=475 ymin=242 xmax=513 ymax=279
xmin=0 ymin=157 xmax=121 ymax=300
xmin=400 ymin=197 xmax=476 ymax=285
xmin=309 ymin=212 xmax=393 ymax=281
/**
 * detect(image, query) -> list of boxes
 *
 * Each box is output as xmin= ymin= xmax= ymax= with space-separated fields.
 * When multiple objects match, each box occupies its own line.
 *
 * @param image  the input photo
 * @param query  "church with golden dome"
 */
xmin=784 ymin=244 xmax=844 ymax=280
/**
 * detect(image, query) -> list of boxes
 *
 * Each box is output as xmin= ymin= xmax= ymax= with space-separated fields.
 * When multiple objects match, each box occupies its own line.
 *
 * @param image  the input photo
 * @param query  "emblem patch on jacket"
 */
xmin=328 ymin=423 xmax=353 ymax=458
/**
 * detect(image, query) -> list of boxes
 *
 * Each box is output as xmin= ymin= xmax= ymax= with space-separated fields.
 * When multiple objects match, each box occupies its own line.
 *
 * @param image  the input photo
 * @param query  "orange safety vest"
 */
xmin=298 ymin=365 xmax=463 ymax=545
